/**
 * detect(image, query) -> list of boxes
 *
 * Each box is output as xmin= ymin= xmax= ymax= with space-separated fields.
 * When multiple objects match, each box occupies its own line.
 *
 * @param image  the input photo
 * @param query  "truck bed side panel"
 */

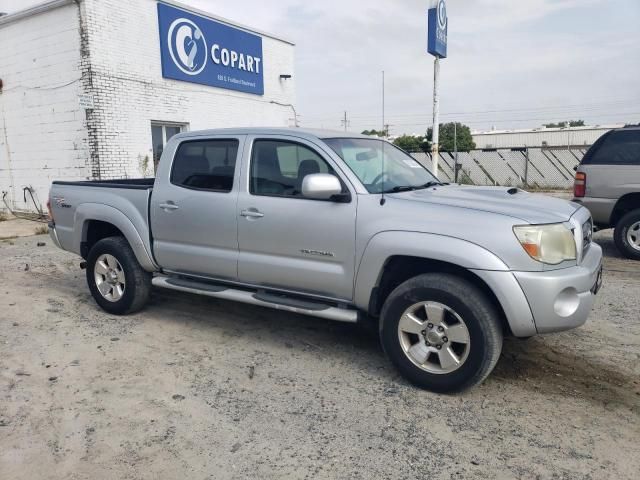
xmin=49 ymin=182 xmax=157 ymax=271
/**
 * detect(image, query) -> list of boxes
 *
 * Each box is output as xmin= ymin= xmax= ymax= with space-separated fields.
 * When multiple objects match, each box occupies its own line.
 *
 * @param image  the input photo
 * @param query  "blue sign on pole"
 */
xmin=427 ymin=0 xmax=448 ymax=58
xmin=157 ymin=2 xmax=264 ymax=95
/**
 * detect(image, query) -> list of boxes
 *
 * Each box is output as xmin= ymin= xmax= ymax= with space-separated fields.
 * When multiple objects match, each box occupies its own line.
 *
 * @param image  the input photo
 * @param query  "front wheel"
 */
xmin=86 ymin=236 xmax=152 ymax=315
xmin=380 ymin=273 xmax=503 ymax=393
xmin=614 ymin=209 xmax=640 ymax=260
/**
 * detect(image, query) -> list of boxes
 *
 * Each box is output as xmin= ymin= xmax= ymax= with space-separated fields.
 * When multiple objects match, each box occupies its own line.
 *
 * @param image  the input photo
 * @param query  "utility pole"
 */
xmin=341 ymin=111 xmax=349 ymax=131
xmin=383 ymin=124 xmax=391 ymax=139
xmin=382 ymin=70 xmax=385 ymax=138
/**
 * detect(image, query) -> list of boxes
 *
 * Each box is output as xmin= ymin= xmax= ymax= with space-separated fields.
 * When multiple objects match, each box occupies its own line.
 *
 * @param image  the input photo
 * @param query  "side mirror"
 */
xmin=573 ymin=165 xmax=578 ymax=172
xmin=302 ymin=173 xmax=342 ymax=200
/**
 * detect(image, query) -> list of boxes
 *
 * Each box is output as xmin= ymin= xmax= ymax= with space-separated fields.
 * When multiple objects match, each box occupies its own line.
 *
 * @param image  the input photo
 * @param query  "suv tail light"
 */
xmin=574 ymin=172 xmax=586 ymax=198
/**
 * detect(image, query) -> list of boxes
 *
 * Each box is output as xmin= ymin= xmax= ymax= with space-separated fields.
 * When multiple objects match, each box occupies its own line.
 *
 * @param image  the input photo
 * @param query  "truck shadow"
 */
xmin=144 ymin=288 xmax=638 ymax=408
xmin=48 ymin=269 xmax=637 ymax=408
xmin=494 ymin=336 xmax=638 ymax=410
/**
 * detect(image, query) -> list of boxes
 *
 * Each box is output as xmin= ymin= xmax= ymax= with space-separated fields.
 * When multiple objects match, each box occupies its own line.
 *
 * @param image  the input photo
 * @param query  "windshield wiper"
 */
xmin=416 ymin=181 xmax=443 ymax=189
xmin=381 ymin=181 xmax=445 ymax=194
xmin=383 ymin=185 xmax=416 ymax=193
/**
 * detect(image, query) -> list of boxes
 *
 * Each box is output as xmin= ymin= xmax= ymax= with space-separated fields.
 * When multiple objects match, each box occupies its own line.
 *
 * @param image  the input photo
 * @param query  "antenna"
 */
xmin=380 ymin=70 xmax=386 ymax=206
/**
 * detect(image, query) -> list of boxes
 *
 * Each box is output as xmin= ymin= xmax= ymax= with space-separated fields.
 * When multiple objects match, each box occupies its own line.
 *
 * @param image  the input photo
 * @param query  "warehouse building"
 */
xmin=0 ymin=0 xmax=296 ymax=213
xmin=471 ymin=124 xmax=623 ymax=150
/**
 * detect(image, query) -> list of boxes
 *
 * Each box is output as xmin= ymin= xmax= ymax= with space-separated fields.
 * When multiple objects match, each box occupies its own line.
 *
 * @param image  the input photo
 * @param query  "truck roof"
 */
xmin=174 ymin=127 xmax=373 ymax=142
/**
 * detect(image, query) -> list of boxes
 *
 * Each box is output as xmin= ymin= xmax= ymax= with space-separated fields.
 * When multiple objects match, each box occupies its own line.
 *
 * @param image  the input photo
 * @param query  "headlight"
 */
xmin=513 ymin=224 xmax=576 ymax=265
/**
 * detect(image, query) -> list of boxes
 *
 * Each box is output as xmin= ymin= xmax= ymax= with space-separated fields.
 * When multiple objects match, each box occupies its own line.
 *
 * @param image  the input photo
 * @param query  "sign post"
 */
xmin=427 ymin=0 xmax=448 ymax=178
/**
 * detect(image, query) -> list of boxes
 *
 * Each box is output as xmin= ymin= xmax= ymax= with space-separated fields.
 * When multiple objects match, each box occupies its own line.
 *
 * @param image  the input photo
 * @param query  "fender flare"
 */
xmin=73 ymin=203 xmax=158 ymax=272
xmin=353 ymin=231 xmax=536 ymax=337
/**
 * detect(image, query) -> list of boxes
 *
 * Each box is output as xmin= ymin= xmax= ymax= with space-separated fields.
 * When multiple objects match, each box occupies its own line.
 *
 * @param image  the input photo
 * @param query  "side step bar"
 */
xmin=152 ymin=276 xmax=359 ymax=323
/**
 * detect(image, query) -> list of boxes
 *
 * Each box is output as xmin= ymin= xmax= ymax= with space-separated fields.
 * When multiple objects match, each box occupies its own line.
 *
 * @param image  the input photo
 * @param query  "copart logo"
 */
xmin=437 ymin=0 xmax=447 ymax=30
xmin=167 ymin=18 xmax=207 ymax=75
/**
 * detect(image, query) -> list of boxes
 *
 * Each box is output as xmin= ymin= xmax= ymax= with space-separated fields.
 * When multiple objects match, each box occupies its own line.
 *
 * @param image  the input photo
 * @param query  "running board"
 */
xmin=152 ymin=276 xmax=359 ymax=323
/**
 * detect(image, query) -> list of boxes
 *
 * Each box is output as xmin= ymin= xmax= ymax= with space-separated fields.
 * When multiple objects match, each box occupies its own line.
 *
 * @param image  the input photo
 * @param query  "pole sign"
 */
xmin=157 ymin=2 xmax=264 ymax=95
xmin=427 ymin=0 xmax=448 ymax=58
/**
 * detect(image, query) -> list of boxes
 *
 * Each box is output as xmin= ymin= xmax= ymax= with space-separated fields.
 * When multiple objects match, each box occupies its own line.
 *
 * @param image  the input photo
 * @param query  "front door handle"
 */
xmin=159 ymin=202 xmax=179 ymax=211
xmin=240 ymin=209 xmax=264 ymax=219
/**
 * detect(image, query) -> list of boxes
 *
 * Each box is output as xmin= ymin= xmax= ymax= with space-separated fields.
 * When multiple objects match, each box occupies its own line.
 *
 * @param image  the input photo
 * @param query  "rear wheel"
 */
xmin=380 ymin=273 xmax=503 ymax=393
xmin=86 ymin=236 xmax=151 ymax=314
xmin=614 ymin=209 xmax=640 ymax=260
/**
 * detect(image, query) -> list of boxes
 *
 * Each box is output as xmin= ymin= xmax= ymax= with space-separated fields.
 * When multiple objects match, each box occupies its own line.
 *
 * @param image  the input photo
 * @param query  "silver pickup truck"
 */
xmin=48 ymin=128 xmax=603 ymax=392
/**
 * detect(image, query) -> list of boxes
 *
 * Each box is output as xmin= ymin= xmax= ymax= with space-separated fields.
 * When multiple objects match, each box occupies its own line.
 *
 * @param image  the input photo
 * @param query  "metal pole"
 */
xmin=382 ymin=71 xmax=385 ymax=137
xmin=524 ymin=147 xmax=529 ymax=189
xmin=454 ymin=121 xmax=459 ymax=183
xmin=431 ymin=57 xmax=440 ymax=177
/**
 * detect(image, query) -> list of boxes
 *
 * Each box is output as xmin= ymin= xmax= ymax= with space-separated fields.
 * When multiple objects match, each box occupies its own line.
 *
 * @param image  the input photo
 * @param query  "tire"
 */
xmin=86 ymin=236 xmax=151 ymax=315
xmin=380 ymin=273 xmax=503 ymax=393
xmin=614 ymin=209 xmax=640 ymax=260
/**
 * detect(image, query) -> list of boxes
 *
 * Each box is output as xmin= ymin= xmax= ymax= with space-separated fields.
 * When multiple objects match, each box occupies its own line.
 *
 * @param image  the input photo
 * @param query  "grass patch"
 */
xmin=0 ymin=212 xmax=8 ymax=222
xmin=34 ymin=225 xmax=49 ymax=235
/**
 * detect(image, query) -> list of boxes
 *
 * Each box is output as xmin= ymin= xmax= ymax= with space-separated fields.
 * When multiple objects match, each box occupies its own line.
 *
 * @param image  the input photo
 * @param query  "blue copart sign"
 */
xmin=427 ymin=0 xmax=448 ymax=58
xmin=157 ymin=2 xmax=264 ymax=95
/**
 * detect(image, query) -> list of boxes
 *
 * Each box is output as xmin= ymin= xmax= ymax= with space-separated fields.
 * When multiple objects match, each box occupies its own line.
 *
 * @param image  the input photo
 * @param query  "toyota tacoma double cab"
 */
xmin=48 ymin=128 xmax=603 ymax=392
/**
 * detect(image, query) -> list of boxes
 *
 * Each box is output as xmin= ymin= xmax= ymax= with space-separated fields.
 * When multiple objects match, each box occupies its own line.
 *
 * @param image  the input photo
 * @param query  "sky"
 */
xmin=2 ymin=0 xmax=639 ymax=135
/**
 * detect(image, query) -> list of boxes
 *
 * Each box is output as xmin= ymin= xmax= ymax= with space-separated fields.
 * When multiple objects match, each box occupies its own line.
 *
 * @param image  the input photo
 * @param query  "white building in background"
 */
xmin=0 ymin=0 xmax=296 ymax=212
xmin=472 ymin=124 xmax=624 ymax=150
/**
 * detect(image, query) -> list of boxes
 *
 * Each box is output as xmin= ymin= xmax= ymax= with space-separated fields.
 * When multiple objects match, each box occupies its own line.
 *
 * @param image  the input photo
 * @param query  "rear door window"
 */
xmin=171 ymin=139 xmax=239 ymax=192
xmin=585 ymin=130 xmax=640 ymax=165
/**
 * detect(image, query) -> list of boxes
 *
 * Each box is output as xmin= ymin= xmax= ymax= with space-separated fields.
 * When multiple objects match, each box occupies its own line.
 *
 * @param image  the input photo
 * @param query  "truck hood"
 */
xmin=391 ymin=185 xmax=580 ymax=224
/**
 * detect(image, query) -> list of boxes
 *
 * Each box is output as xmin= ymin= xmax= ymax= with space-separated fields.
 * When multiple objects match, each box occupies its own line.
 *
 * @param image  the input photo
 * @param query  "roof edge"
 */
xmin=157 ymin=0 xmax=295 ymax=46
xmin=0 ymin=0 xmax=74 ymax=27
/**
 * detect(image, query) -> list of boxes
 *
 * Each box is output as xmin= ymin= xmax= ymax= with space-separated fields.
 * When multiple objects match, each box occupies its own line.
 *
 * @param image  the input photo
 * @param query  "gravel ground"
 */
xmin=1 ymin=231 xmax=639 ymax=479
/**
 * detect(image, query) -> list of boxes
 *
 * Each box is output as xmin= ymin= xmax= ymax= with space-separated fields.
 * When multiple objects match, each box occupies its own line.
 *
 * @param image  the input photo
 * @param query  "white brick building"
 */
xmin=0 ymin=0 xmax=296 ymax=212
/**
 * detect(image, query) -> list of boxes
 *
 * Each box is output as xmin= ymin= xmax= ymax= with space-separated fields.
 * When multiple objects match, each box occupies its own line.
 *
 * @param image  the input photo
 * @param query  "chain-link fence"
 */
xmin=410 ymin=147 xmax=586 ymax=189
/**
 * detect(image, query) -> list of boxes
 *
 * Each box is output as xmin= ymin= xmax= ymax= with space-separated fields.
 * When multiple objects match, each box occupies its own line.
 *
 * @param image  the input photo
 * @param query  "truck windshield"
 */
xmin=323 ymin=138 xmax=439 ymax=194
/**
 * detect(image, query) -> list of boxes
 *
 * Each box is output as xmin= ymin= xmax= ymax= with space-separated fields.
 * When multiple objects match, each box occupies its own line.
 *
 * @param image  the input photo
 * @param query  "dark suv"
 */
xmin=573 ymin=126 xmax=640 ymax=259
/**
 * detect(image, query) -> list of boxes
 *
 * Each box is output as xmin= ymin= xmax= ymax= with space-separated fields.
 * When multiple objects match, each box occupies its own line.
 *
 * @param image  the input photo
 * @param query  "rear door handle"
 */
xmin=159 ymin=202 xmax=179 ymax=211
xmin=240 ymin=209 xmax=264 ymax=219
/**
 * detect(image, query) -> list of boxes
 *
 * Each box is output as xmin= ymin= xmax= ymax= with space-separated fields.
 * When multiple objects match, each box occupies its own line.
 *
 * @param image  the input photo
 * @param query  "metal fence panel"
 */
xmin=409 ymin=147 xmax=585 ymax=189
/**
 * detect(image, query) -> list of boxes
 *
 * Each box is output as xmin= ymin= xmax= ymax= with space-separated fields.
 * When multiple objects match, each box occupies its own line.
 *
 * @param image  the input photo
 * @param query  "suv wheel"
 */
xmin=86 ymin=236 xmax=152 ymax=314
xmin=380 ymin=273 xmax=503 ymax=393
xmin=614 ymin=209 xmax=640 ymax=260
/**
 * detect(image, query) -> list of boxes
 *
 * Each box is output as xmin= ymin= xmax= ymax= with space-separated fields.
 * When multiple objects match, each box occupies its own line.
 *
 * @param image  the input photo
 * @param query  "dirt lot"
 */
xmin=1 ymin=230 xmax=639 ymax=479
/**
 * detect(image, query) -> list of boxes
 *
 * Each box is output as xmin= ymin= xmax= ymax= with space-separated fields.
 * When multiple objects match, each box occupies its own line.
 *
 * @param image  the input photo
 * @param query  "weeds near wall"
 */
xmin=138 ymin=154 xmax=152 ymax=178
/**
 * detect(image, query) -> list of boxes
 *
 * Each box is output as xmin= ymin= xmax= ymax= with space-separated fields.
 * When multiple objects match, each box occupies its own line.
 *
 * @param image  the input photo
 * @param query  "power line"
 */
xmin=361 ymin=111 xmax=640 ymax=128
xmin=304 ymin=98 xmax=640 ymax=122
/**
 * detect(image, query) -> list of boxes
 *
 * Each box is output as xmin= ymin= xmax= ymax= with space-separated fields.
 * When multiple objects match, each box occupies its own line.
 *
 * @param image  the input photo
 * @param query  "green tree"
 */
xmin=544 ymin=120 xmax=585 ymax=128
xmin=361 ymin=129 xmax=385 ymax=137
xmin=426 ymin=122 xmax=475 ymax=152
xmin=393 ymin=135 xmax=430 ymax=152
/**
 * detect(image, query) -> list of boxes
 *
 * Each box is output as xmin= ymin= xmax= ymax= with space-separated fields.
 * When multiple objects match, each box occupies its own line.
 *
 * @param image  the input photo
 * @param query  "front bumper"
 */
xmin=513 ymin=243 xmax=603 ymax=334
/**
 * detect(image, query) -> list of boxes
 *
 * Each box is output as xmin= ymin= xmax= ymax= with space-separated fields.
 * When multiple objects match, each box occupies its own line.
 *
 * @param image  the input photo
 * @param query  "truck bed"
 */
xmin=49 ymin=179 xmax=155 ymax=268
xmin=52 ymin=178 xmax=155 ymax=189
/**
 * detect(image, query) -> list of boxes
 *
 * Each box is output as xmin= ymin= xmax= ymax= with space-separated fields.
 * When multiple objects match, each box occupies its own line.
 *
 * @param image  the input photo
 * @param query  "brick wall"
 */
xmin=81 ymin=0 xmax=296 ymax=179
xmin=0 ymin=0 xmax=296 ymax=211
xmin=0 ymin=1 xmax=87 ymax=212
